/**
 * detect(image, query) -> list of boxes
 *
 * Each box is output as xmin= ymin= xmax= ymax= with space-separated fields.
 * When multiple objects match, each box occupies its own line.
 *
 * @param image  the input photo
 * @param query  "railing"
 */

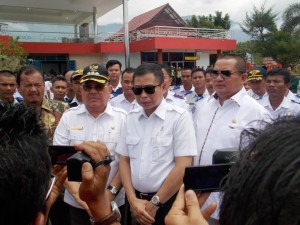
xmin=2 ymin=26 xmax=233 ymax=43
xmin=106 ymin=26 xmax=232 ymax=42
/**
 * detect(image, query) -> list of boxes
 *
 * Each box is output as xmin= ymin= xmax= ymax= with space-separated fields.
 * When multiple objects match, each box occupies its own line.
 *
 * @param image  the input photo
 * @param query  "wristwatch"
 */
xmin=151 ymin=195 xmax=163 ymax=207
xmin=90 ymin=201 xmax=121 ymax=225
xmin=107 ymin=185 xmax=119 ymax=196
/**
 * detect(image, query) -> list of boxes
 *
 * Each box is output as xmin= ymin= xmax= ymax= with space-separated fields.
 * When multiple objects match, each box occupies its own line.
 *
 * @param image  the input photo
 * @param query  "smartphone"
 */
xmin=48 ymin=145 xmax=77 ymax=165
xmin=184 ymin=164 xmax=232 ymax=193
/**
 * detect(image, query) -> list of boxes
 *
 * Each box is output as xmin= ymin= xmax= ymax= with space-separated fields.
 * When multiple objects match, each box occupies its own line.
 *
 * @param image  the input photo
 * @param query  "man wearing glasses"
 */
xmin=54 ymin=64 xmax=126 ymax=225
xmin=193 ymin=54 xmax=270 ymax=225
xmin=117 ymin=63 xmax=197 ymax=225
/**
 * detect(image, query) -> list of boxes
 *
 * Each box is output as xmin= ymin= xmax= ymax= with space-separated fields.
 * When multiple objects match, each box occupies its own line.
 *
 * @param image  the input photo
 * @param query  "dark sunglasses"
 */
xmin=132 ymin=84 xmax=161 ymax=95
xmin=82 ymin=83 xmax=107 ymax=92
xmin=211 ymin=70 xmax=240 ymax=79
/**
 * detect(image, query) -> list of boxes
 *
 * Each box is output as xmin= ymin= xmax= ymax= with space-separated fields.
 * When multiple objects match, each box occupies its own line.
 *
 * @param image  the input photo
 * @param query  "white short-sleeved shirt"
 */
xmin=194 ymin=88 xmax=270 ymax=219
xmin=185 ymin=89 xmax=210 ymax=113
xmin=109 ymin=93 xmax=140 ymax=113
xmin=259 ymin=96 xmax=300 ymax=119
xmin=116 ymin=99 xmax=197 ymax=193
xmin=174 ymin=85 xmax=195 ymax=96
xmin=286 ymin=90 xmax=300 ymax=103
xmin=53 ymin=103 xmax=126 ymax=208
xmin=247 ymin=89 xmax=268 ymax=100
xmin=165 ymin=90 xmax=190 ymax=111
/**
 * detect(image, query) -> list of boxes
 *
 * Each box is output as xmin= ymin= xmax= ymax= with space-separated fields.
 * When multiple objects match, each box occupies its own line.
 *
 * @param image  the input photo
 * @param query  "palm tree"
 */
xmin=281 ymin=3 xmax=300 ymax=33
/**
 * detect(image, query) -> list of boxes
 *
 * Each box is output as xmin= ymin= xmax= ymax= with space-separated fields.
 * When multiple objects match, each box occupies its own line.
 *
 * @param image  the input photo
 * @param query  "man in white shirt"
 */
xmin=260 ymin=68 xmax=300 ymax=119
xmin=161 ymin=64 xmax=190 ymax=111
xmin=0 ymin=70 xmax=18 ymax=104
xmin=110 ymin=67 xmax=139 ymax=112
xmin=54 ymin=64 xmax=126 ymax=225
xmin=194 ymin=54 xmax=270 ymax=224
xmin=106 ymin=60 xmax=123 ymax=98
xmin=185 ymin=68 xmax=210 ymax=114
xmin=116 ymin=63 xmax=197 ymax=225
xmin=69 ymin=69 xmax=83 ymax=108
xmin=205 ymin=69 xmax=215 ymax=95
xmin=173 ymin=68 xmax=194 ymax=96
xmin=247 ymin=66 xmax=268 ymax=100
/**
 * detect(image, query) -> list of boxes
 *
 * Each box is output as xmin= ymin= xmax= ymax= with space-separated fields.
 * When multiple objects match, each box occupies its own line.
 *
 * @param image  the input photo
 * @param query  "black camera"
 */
xmin=48 ymin=145 xmax=114 ymax=182
xmin=184 ymin=148 xmax=238 ymax=193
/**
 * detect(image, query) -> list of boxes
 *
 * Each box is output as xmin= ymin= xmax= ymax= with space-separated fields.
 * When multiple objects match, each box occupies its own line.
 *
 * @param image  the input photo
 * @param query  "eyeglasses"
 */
xmin=82 ymin=83 xmax=108 ymax=92
xmin=45 ymin=175 xmax=56 ymax=200
xmin=132 ymin=84 xmax=161 ymax=95
xmin=211 ymin=70 xmax=241 ymax=79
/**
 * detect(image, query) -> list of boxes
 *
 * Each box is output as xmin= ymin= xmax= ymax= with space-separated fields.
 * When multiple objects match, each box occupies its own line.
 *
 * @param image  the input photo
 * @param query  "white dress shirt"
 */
xmin=185 ymin=89 xmax=210 ymax=114
xmin=110 ymin=93 xmax=140 ymax=113
xmin=116 ymin=99 xmax=197 ymax=193
xmin=259 ymin=96 xmax=300 ymax=119
xmin=194 ymin=88 xmax=270 ymax=219
xmin=53 ymin=103 xmax=127 ymax=208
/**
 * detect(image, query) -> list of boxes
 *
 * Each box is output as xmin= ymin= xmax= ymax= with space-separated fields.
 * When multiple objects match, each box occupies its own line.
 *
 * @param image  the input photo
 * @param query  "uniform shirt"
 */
xmin=247 ymin=89 xmax=268 ymax=100
xmin=286 ymin=90 xmax=300 ymax=103
xmin=40 ymin=98 xmax=69 ymax=144
xmin=53 ymin=103 xmax=127 ymax=208
xmin=259 ymin=96 xmax=300 ymax=119
xmin=110 ymin=93 xmax=140 ymax=113
xmin=185 ymin=89 xmax=209 ymax=113
xmin=69 ymin=95 xmax=82 ymax=108
xmin=116 ymin=99 xmax=197 ymax=193
xmin=194 ymin=88 xmax=270 ymax=219
xmin=111 ymin=81 xmax=123 ymax=99
xmin=165 ymin=90 xmax=190 ymax=111
xmin=174 ymin=85 xmax=195 ymax=96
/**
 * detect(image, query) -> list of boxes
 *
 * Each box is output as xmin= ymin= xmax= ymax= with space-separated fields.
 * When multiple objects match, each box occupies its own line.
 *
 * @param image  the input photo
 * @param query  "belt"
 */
xmin=135 ymin=190 xmax=156 ymax=201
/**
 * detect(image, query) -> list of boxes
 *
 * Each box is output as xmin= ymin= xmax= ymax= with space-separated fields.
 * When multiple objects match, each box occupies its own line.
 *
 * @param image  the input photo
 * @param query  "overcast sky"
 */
xmin=98 ymin=0 xmax=298 ymax=26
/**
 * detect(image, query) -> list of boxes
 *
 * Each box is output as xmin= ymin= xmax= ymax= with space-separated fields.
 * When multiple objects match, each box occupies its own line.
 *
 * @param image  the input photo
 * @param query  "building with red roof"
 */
xmin=0 ymin=2 xmax=236 ymax=73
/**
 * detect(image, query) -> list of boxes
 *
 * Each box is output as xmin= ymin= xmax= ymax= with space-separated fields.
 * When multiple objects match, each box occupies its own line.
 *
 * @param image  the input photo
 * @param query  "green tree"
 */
xmin=240 ymin=3 xmax=278 ymax=41
xmin=186 ymin=11 xmax=231 ymax=29
xmin=281 ymin=3 xmax=300 ymax=33
xmin=0 ymin=37 xmax=27 ymax=71
xmin=264 ymin=30 xmax=300 ymax=66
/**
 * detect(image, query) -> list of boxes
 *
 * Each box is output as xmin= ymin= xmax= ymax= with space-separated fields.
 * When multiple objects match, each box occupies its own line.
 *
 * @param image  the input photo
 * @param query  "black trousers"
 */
xmin=135 ymin=191 xmax=177 ymax=225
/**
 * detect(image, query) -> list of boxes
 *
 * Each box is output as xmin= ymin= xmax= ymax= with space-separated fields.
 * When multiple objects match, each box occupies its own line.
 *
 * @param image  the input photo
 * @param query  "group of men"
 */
xmin=0 ymin=54 xmax=300 ymax=225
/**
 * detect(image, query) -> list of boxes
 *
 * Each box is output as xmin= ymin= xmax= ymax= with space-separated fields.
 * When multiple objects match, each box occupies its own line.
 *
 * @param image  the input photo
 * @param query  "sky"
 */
xmin=98 ymin=0 xmax=298 ymax=27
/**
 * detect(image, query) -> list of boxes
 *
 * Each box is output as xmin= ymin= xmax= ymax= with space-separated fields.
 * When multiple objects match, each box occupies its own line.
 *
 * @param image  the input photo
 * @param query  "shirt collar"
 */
xmin=77 ymin=102 xmax=114 ymax=117
xmin=139 ymin=98 xmax=167 ymax=120
xmin=210 ymin=88 xmax=247 ymax=107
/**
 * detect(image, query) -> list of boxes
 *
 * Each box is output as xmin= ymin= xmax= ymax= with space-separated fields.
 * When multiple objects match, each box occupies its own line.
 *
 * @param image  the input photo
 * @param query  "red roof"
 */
xmin=127 ymin=4 xmax=167 ymax=32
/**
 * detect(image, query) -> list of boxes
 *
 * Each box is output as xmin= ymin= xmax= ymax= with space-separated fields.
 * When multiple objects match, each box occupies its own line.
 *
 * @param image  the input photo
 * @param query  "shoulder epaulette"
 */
xmin=291 ymin=99 xmax=300 ymax=105
xmin=172 ymin=86 xmax=180 ymax=90
xmin=173 ymin=93 xmax=184 ymax=99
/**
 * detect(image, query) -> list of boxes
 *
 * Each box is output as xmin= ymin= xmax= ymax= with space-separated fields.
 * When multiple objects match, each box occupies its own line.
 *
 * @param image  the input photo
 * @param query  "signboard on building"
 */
xmin=184 ymin=56 xmax=200 ymax=61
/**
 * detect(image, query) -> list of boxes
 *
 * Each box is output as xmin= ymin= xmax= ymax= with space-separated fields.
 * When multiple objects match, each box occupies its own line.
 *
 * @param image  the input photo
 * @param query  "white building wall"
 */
xmin=195 ymin=52 xmax=210 ymax=68
xmin=103 ymin=53 xmax=141 ymax=69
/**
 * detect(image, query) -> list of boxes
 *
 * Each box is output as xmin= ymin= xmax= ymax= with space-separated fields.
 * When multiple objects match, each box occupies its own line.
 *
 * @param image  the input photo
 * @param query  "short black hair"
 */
xmin=51 ymin=75 xmax=67 ymax=85
xmin=16 ymin=65 xmax=44 ymax=85
xmin=0 ymin=70 xmax=15 ymax=77
xmin=0 ymin=103 xmax=51 ymax=225
xmin=220 ymin=116 xmax=300 ymax=225
xmin=216 ymin=54 xmax=246 ymax=73
xmin=133 ymin=63 xmax=164 ymax=84
xmin=106 ymin=60 xmax=122 ymax=70
xmin=160 ymin=64 xmax=172 ymax=78
xmin=266 ymin=68 xmax=291 ymax=84
xmin=121 ymin=67 xmax=136 ymax=81
xmin=191 ymin=68 xmax=205 ymax=77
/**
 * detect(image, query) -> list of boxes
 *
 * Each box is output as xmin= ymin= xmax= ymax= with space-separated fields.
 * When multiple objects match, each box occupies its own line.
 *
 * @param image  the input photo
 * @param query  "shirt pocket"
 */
xmin=125 ymin=136 xmax=140 ymax=159
xmin=152 ymin=136 xmax=173 ymax=162
xmin=103 ymin=133 xmax=119 ymax=154
xmin=69 ymin=130 xmax=86 ymax=145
